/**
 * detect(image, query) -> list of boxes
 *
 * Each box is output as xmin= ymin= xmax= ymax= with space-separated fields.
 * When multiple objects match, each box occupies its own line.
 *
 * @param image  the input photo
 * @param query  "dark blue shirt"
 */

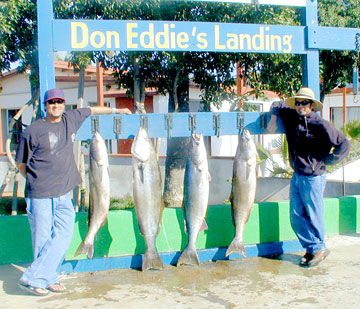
xmin=271 ymin=101 xmax=350 ymax=176
xmin=15 ymin=108 xmax=91 ymax=198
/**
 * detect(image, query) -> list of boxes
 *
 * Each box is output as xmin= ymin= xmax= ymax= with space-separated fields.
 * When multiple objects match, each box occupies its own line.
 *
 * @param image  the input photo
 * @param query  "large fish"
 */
xmin=177 ymin=133 xmax=210 ymax=267
xmin=131 ymin=127 xmax=164 ymax=271
xmin=75 ymin=131 xmax=110 ymax=258
xmin=226 ymin=129 xmax=257 ymax=258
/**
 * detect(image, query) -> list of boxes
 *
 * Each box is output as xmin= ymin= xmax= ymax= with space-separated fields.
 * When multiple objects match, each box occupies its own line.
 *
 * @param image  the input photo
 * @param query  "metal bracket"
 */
xmin=188 ymin=113 xmax=196 ymax=135
xmin=165 ymin=113 xmax=173 ymax=138
xmin=260 ymin=112 xmax=270 ymax=131
xmin=91 ymin=116 xmax=99 ymax=133
xmin=251 ymin=0 xmax=260 ymax=9
xmin=113 ymin=116 xmax=122 ymax=139
xmin=213 ymin=113 xmax=221 ymax=137
xmin=140 ymin=115 xmax=148 ymax=130
xmin=354 ymin=33 xmax=360 ymax=95
xmin=353 ymin=67 xmax=359 ymax=95
xmin=237 ymin=113 xmax=244 ymax=133
xmin=355 ymin=33 xmax=360 ymax=52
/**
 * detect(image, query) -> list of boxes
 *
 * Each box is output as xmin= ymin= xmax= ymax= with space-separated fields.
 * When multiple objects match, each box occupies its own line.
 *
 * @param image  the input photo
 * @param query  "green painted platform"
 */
xmin=1 ymin=195 xmax=359 ymax=267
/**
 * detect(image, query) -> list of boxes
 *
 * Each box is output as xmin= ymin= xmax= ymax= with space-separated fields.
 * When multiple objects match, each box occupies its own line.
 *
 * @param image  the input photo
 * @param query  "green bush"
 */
xmin=0 ymin=197 xmax=27 ymax=215
xmin=0 ymin=196 xmax=134 ymax=216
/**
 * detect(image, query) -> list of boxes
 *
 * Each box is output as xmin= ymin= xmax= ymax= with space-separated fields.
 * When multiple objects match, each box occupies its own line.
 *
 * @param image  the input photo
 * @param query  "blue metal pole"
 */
xmin=37 ymin=0 xmax=56 ymax=118
xmin=301 ymin=0 xmax=320 ymax=100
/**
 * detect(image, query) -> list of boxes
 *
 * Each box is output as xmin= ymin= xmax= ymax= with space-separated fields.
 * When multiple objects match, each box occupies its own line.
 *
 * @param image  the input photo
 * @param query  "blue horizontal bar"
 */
xmin=307 ymin=26 xmax=360 ymax=51
xmin=58 ymin=239 xmax=303 ymax=273
xmin=75 ymin=112 xmax=285 ymax=140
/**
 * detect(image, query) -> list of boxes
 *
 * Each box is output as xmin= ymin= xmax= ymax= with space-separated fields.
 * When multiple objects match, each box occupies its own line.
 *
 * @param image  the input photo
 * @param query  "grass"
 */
xmin=0 ymin=196 xmax=134 ymax=216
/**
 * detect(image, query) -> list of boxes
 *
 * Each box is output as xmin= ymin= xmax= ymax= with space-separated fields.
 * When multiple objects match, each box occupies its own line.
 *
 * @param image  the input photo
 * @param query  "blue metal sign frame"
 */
xmin=37 ymin=0 xmax=360 ymax=138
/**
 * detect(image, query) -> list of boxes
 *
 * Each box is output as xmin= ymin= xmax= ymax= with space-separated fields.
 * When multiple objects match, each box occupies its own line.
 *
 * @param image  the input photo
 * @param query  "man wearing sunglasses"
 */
xmin=15 ymin=88 xmax=131 ymax=296
xmin=267 ymin=87 xmax=350 ymax=268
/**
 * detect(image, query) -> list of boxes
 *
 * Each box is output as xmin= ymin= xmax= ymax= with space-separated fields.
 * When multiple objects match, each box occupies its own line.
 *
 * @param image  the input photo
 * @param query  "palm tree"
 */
xmin=256 ymin=134 xmax=293 ymax=178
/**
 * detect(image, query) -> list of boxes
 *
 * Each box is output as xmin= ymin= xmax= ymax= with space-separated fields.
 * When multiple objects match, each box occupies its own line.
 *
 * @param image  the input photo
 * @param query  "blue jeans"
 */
xmin=290 ymin=172 xmax=327 ymax=254
xmin=20 ymin=193 xmax=75 ymax=288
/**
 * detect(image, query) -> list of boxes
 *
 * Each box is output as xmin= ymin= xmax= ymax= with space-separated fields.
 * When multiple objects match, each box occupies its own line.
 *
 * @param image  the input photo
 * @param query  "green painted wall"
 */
xmin=1 ymin=196 xmax=359 ymax=265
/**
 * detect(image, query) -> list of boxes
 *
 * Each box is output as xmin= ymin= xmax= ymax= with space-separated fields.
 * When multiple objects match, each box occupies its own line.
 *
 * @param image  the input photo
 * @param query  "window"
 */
xmin=330 ymin=107 xmax=360 ymax=129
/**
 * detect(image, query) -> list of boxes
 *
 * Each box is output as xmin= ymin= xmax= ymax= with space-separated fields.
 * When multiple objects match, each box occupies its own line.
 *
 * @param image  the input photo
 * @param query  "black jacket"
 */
xmin=271 ymin=101 xmax=351 ymax=176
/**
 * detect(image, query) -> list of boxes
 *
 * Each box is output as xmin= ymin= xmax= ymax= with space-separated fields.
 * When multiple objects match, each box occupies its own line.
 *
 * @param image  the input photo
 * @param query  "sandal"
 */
xmin=47 ymin=282 xmax=67 ymax=293
xmin=18 ymin=282 xmax=49 ymax=296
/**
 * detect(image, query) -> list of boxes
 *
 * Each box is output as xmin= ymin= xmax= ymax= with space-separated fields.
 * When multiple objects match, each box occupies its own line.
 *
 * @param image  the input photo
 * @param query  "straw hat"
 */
xmin=285 ymin=87 xmax=323 ymax=112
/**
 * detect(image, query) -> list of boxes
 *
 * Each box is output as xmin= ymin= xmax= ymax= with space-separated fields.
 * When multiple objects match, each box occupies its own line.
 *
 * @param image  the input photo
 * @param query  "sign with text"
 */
xmin=53 ymin=20 xmax=306 ymax=54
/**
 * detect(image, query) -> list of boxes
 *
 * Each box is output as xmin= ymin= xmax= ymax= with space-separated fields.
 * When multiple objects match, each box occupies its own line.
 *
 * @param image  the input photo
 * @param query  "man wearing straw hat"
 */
xmin=267 ymin=87 xmax=350 ymax=268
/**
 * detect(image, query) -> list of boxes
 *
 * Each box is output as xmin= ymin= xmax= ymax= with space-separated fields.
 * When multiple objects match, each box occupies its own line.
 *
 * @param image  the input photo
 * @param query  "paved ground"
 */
xmin=1 ymin=234 xmax=360 ymax=309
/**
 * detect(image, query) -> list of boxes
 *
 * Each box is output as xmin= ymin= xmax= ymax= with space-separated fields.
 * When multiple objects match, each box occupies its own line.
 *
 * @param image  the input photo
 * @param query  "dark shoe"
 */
xmin=299 ymin=249 xmax=330 ymax=268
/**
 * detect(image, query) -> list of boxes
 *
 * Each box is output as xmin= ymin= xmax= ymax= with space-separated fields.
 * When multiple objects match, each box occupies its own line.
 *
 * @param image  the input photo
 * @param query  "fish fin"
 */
xmin=183 ymin=219 xmax=188 ymax=234
xmin=142 ymin=250 xmax=164 ymax=271
xmin=199 ymin=219 xmax=208 ymax=232
xmin=139 ymin=163 xmax=145 ymax=184
xmin=245 ymin=164 xmax=251 ymax=181
xmin=75 ymin=241 xmax=94 ymax=259
xmin=176 ymin=247 xmax=200 ymax=267
xmin=225 ymin=239 xmax=247 ymax=258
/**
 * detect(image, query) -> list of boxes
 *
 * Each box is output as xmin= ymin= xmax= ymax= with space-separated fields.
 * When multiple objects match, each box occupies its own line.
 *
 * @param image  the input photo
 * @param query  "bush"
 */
xmin=0 ymin=197 xmax=27 ymax=215
xmin=0 ymin=196 xmax=134 ymax=216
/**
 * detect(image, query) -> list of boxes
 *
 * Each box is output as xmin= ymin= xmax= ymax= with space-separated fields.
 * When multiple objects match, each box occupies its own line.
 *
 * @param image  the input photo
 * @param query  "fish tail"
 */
xmin=199 ymin=219 xmax=208 ymax=232
xmin=176 ymin=246 xmax=200 ymax=267
xmin=225 ymin=238 xmax=247 ymax=258
xmin=75 ymin=241 xmax=94 ymax=259
xmin=142 ymin=250 xmax=163 ymax=271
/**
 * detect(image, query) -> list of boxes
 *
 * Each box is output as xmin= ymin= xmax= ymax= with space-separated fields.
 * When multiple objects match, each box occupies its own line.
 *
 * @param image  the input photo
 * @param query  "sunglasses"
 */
xmin=295 ymin=100 xmax=312 ymax=106
xmin=47 ymin=99 xmax=65 ymax=105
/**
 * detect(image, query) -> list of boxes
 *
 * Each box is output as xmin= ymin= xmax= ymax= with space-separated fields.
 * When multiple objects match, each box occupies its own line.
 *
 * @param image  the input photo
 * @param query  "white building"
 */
xmin=0 ymin=60 xmax=280 ymax=158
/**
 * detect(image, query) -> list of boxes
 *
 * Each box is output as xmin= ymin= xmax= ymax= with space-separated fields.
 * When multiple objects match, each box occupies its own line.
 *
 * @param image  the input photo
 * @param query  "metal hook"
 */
xmin=237 ymin=112 xmax=244 ymax=134
xmin=213 ymin=113 xmax=221 ymax=138
xmin=113 ymin=116 xmax=122 ymax=139
xmin=91 ymin=116 xmax=99 ymax=134
xmin=140 ymin=115 xmax=148 ymax=130
xmin=188 ymin=113 xmax=196 ymax=135
xmin=165 ymin=114 xmax=173 ymax=138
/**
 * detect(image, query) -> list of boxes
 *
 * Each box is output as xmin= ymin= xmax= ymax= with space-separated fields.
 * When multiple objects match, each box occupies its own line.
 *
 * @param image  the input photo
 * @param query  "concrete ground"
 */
xmin=1 ymin=234 xmax=360 ymax=309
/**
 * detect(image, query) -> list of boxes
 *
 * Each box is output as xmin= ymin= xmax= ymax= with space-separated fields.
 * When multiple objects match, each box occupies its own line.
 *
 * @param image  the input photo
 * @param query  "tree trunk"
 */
xmin=163 ymin=137 xmax=189 ymax=208
xmin=163 ymin=74 xmax=190 ymax=208
xmin=134 ymin=55 xmax=146 ymax=113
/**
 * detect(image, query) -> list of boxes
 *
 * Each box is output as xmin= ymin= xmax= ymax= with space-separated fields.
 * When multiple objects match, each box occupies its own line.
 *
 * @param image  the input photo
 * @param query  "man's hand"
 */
xmin=115 ymin=108 xmax=132 ymax=115
xmin=267 ymin=114 xmax=278 ymax=133
xmin=16 ymin=163 xmax=27 ymax=178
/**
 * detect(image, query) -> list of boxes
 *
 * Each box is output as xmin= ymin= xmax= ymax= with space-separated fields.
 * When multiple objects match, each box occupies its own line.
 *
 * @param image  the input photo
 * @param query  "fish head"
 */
xmin=131 ymin=127 xmax=152 ymax=163
xmin=236 ymin=129 xmax=257 ymax=159
xmin=240 ymin=129 xmax=251 ymax=143
xmin=188 ymin=133 xmax=207 ymax=164
xmin=90 ymin=131 xmax=108 ymax=166
xmin=189 ymin=133 xmax=204 ymax=152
